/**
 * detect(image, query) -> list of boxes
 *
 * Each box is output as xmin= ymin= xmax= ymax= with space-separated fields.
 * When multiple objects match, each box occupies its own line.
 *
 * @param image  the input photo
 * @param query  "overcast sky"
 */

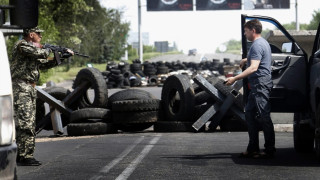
xmin=99 ymin=0 xmax=320 ymax=54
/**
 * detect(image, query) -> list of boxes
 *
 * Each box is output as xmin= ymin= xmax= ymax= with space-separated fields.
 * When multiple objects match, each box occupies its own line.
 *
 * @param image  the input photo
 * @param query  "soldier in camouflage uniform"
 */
xmin=10 ymin=27 xmax=72 ymax=166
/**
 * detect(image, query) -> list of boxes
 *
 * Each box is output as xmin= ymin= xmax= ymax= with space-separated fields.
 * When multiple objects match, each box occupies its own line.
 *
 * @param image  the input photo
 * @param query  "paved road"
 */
xmin=148 ymin=53 xmax=241 ymax=63
xmin=17 ymin=132 xmax=320 ymax=180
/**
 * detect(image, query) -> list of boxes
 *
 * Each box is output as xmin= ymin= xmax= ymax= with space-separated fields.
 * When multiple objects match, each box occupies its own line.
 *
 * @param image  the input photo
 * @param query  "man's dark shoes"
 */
xmin=238 ymin=151 xmax=259 ymax=158
xmin=253 ymin=152 xmax=274 ymax=159
xmin=17 ymin=158 xmax=42 ymax=166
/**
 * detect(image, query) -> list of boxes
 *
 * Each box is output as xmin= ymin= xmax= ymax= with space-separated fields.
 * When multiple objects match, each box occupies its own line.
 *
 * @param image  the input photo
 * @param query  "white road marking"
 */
xmin=90 ymin=136 xmax=145 ymax=180
xmin=115 ymin=135 xmax=162 ymax=180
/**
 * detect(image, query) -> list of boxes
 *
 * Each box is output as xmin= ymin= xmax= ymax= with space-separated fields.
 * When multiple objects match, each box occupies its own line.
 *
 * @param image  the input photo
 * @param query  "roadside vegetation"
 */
xmin=216 ymin=9 xmax=320 ymax=54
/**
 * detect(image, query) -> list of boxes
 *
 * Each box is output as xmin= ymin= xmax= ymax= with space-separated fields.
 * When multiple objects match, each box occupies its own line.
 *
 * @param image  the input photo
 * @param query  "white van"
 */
xmin=0 ymin=31 xmax=17 ymax=179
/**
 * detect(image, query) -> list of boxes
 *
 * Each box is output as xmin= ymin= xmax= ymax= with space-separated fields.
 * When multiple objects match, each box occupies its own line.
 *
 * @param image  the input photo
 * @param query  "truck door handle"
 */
xmin=271 ymin=56 xmax=291 ymax=74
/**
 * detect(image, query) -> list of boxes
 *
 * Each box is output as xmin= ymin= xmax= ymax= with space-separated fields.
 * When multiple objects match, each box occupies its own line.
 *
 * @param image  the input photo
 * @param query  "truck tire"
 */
xmin=293 ymin=113 xmax=315 ymax=153
xmin=112 ymin=99 xmax=160 ymax=112
xmin=69 ymin=108 xmax=112 ymax=123
xmin=214 ymin=79 xmax=244 ymax=109
xmin=72 ymin=67 xmax=108 ymax=108
xmin=67 ymin=122 xmax=117 ymax=136
xmin=161 ymin=75 xmax=195 ymax=122
xmin=112 ymin=111 xmax=158 ymax=124
xmin=107 ymin=89 xmax=156 ymax=109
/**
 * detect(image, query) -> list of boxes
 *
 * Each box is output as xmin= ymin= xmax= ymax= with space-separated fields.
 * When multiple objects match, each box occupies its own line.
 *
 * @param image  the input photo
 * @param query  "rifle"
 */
xmin=43 ymin=44 xmax=90 ymax=64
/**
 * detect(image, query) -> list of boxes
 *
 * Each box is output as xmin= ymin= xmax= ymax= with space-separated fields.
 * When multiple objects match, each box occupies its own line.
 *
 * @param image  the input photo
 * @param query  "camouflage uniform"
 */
xmin=10 ymin=35 xmax=56 ymax=160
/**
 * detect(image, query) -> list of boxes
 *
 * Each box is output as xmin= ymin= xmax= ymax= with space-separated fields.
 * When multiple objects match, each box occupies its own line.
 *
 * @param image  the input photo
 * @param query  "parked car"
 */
xmin=241 ymin=14 xmax=320 ymax=160
xmin=0 ymin=30 xmax=17 ymax=179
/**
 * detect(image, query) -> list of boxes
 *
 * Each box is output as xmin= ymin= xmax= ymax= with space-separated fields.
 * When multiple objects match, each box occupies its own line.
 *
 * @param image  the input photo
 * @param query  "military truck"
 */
xmin=241 ymin=14 xmax=320 ymax=160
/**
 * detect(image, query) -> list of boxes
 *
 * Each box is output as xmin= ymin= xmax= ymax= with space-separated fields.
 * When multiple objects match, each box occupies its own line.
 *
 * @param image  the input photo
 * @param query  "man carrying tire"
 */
xmin=224 ymin=19 xmax=275 ymax=159
xmin=10 ymin=27 xmax=73 ymax=166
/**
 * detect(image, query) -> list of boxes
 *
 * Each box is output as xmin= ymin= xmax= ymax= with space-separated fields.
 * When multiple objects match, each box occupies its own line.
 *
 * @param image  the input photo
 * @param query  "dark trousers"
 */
xmin=245 ymin=76 xmax=275 ymax=154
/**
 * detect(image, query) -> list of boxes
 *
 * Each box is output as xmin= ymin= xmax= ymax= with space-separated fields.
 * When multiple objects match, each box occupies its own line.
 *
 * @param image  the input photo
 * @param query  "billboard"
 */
xmin=244 ymin=0 xmax=290 ymax=10
xmin=196 ymin=0 xmax=241 ymax=10
xmin=147 ymin=0 xmax=193 ymax=11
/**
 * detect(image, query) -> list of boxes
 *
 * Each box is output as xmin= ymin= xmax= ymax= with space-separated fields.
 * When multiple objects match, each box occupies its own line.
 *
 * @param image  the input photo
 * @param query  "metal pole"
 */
xmin=295 ymin=0 xmax=299 ymax=31
xmin=138 ymin=0 xmax=143 ymax=63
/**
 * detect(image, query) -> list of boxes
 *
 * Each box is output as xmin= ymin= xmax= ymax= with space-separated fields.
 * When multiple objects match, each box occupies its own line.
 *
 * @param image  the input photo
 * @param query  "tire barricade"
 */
xmin=36 ymin=67 xmax=246 ymax=137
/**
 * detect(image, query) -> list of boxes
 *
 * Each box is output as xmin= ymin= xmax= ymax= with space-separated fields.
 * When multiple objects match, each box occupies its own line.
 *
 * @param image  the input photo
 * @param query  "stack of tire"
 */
xmin=154 ymin=75 xmax=206 ymax=132
xmin=108 ymin=89 xmax=160 ymax=132
xmin=156 ymin=61 xmax=169 ymax=75
xmin=143 ymin=62 xmax=158 ymax=87
xmin=106 ymin=69 xmax=126 ymax=89
xmin=67 ymin=67 xmax=116 ymax=136
xmin=155 ymin=74 xmax=246 ymax=132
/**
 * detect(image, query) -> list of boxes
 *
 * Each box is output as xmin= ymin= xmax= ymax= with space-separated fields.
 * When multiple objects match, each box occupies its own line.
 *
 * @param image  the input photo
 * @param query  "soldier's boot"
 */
xmin=17 ymin=157 xmax=42 ymax=166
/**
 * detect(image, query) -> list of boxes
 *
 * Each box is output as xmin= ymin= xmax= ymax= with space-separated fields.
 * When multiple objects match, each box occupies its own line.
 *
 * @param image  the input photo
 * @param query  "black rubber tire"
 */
xmin=36 ymin=86 xmax=71 ymax=130
xmin=148 ymin=76 xmax=158 ymax=85
xmin=107 ymin=89 xmax=156 ymax=109
xmin=69 ymin=108 xmax=112 ymax=123
xmin=72 ymin=67 xmax=108 ymax=108
xmin=161 ymin=75 xmax=195 ymax=122
xmin=157 ymin=66 xmax=168 ymax=74
xmin=195 ymin=91 xmax=214 ymax=105
xmin=112 ymin=99 xmax=160 ymax=112
xmin=293 ymin=113 xmax=315 ymax=153
xmin=154 ymin=121 xmax=204 ymax=132
xmin=214 ymin=79 xmax=244 ymax=109
xmin=67 ymin=122 xmax=117 ymax=136
xmin=113 ymin=111 xmax=158 ymax=124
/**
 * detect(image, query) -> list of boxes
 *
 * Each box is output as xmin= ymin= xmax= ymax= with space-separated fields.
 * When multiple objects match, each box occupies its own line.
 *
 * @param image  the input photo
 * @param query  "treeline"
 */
xmin=2 ymin=0 xmax=129 ymax=66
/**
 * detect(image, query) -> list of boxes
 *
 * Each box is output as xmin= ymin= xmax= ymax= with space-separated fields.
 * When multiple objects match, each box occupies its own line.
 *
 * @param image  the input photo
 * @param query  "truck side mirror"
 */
xmin=9 ymin=0 xmax=38 ymax=28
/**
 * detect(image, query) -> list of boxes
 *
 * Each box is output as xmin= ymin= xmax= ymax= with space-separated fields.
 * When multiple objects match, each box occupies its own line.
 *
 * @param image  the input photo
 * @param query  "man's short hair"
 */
xmin=244 ymin=19 xmax=262 ymax=34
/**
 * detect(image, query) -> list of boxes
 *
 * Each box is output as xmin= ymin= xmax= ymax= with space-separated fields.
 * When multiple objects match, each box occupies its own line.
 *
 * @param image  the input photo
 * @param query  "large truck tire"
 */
xmin=161 ymin=75 xmax=195 ymax=122
xmin=69 ymin=108 xmax=112 ymax=123
xmin=112 ymin=99 xmax=160 ymax=112
xmin=107 ymin=89 xmax=156 ymax=109
xmin=112 ymin=111 xmax=158 ymax=124
xmin=72 ymin=67 xmax=108 ymax=108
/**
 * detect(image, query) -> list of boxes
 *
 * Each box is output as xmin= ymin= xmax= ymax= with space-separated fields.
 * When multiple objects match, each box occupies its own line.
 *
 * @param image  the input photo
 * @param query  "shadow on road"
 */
xmin=161 ymin=148 xmax=320 ymax=167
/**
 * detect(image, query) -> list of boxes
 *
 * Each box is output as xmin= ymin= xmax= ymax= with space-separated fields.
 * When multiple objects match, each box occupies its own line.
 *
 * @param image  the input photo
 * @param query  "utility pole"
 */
xmin=138 ymin=0 xmax=143 ymax=63
xmin=295 ymin=0 xmax=299 ymax=31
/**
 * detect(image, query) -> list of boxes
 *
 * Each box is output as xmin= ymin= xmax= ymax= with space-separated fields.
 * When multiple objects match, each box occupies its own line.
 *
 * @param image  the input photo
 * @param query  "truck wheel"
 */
xmin=293 ymin=113 xmax=315 ymax=153
xmin=112 ymin=99 xmax=160 ymax=112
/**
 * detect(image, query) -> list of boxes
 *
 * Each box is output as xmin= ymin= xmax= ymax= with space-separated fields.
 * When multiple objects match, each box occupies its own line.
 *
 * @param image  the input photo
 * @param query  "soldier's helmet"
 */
xmin=23 ymin=27 xmax=44 ymax=36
